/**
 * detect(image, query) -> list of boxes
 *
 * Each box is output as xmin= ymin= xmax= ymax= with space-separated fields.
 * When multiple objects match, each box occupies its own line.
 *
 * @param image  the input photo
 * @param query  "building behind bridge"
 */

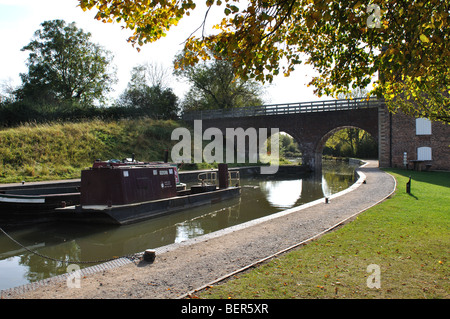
xmin=378 ymin=109 xmax=450 ymax=171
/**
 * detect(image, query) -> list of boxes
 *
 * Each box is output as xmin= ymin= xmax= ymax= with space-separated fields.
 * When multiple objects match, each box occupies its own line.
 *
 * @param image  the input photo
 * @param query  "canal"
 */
xmin=0 ymin=160 xmax=359 ymax=291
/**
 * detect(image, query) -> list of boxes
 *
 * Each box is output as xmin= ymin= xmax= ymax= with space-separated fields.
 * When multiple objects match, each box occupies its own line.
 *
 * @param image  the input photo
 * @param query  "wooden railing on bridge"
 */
xmin=182 ymin=97 xmax=384 ymax=120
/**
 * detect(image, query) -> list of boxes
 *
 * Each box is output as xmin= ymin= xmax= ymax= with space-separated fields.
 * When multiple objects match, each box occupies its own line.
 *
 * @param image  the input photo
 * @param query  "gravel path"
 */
xmin=3 ymin=160 xmax=396 ymax=299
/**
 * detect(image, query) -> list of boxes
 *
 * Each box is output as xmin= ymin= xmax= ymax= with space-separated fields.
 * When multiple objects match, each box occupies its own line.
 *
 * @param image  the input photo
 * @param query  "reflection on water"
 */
xmin=0 ymin=160 xmax=359 ymax=291
xmin=260 ymin=179 xmax=302 ymax=208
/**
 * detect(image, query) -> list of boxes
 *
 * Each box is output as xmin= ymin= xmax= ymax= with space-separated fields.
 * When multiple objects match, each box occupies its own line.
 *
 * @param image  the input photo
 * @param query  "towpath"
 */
xmin=3 ymin=160 xmax=396 ymax=299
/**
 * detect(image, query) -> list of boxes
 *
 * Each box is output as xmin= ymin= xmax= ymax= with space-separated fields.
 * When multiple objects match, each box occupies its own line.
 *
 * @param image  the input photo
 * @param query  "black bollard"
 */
xmin=143 ymin=249 xmax=156 ymax=263
xmin=406 ymin=176 xmax=411 ymax=194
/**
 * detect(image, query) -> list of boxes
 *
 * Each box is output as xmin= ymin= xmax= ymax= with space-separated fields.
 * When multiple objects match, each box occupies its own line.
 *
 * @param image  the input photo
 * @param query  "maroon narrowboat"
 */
xmin=57 ymin=163 xmax=241 ymax=225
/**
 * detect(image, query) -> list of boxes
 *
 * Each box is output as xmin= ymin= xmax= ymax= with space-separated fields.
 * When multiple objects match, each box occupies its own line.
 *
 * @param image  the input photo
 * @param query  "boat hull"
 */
xmin=0 ymin=194 xmax=80 ymax=226
xmin=57 ymin=187 xmax=241 ymax=225
xmin=0 ymin=186 xmax=80 ymax=226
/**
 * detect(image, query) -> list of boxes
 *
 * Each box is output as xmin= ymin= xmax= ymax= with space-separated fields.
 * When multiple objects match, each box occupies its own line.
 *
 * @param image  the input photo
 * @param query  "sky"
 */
xmin=0 ymin=0 xmax=331 ymax=105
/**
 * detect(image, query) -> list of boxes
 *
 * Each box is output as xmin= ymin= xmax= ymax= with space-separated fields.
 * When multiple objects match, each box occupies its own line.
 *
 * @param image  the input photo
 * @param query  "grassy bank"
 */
xmin=0 ymin=119 xmax=292 ymax=184
xmin=0 ymin=118 xmax=183 ymax=183
xmin=199 ymin=169 xmax=449 ymax=299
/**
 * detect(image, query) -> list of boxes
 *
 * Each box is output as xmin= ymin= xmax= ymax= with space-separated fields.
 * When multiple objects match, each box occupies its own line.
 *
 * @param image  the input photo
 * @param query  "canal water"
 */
xmin=0 ymin=160 xmax=359 ymax=291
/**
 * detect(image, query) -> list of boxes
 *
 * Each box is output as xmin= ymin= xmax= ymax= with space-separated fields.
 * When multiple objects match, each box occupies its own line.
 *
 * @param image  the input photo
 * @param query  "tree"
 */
xmin=326 ymin=87 xmax=378 ymax=158
xmin=78 ymin=1 xmax=450 ymax=123
xmin=279 ymin=133 xmax=301 ymax=157
xmin=126 ymin=62 xmax=172 ymax=89
xmin=17 ymin=19 xmax=116 ymax=106
xmin=174 ymin=56 xmax=265 ymax=111
xmin=117 ymin=63 xmax=179 ymax=119
xmin=324 ymin=128 xmax=378 ymax=159
xmin=0 ymin=79 xmax=17 ymax=104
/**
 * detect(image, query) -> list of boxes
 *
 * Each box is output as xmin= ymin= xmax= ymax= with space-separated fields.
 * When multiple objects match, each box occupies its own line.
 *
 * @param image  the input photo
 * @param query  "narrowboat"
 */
xmin=0 ymin=157 xmax=149 ymax=226
xmin=0 ymin=183 xmax=80 ymax=226
xmin=56 ymin=162 xmax=241 ymax=225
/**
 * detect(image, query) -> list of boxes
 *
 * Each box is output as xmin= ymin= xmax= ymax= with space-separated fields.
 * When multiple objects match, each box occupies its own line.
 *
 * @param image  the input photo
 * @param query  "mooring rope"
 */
xmin=0 ymin=226 xmax=141 ymax=265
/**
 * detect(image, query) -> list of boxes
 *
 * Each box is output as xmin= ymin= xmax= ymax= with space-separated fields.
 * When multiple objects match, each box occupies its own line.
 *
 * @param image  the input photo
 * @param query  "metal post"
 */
xmin=218 ymin=163 xmax=229 ymax=189
xmin=406 ymin=176 xmax=411 ymax=194
xmin=403 ymin=152 xmax=408 ymax=169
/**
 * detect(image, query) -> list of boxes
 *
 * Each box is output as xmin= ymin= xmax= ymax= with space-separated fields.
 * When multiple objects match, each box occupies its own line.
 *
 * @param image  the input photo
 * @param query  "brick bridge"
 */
xmin=182 ymin=98 xmax=388 ymax=171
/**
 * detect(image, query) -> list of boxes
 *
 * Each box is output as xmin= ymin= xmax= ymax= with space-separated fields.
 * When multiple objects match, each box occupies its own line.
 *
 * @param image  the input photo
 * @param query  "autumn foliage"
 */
xmin=78 ymin=0 xmax=450 ymax=123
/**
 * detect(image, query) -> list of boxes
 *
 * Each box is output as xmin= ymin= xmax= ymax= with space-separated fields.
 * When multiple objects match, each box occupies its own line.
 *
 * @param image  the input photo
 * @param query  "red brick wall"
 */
xmin=389 ymin=111 xmax=450 ymax=170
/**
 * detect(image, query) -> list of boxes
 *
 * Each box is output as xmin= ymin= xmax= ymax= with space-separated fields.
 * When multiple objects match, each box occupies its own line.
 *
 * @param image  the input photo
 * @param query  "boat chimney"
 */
xmin=164 ymin=149 xmax=169 ymax=163
xmin=218 ymin=163 xmax=229 ymax=189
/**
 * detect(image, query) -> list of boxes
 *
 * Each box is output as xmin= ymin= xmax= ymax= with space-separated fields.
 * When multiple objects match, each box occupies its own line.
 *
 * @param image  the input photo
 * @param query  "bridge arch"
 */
xmin=184 ymin=98 xmax=383 ymax=171
xmin=261 ymin=130 xmax=303 ymax=164
xmin=313 ymin=125 xmax=378 ymax=171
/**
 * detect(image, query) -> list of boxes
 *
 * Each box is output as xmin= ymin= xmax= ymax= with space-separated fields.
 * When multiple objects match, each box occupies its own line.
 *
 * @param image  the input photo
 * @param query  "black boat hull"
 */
xmin=57 ymin=187 xmax=241 ymax=225
xmin=0 ymin=186 xmax=80 ymax=226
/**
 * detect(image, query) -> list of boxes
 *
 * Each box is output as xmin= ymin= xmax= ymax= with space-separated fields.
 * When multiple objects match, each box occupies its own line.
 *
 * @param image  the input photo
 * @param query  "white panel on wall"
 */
xmin=416 ymin=118 xmax=432 ymax=135
xmin=417 ymin=146 xmax=432 ymax=161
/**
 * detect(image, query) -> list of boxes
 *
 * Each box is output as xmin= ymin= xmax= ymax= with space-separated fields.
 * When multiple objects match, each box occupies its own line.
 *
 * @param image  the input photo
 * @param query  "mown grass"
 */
xmin=199 ymin=169 xmax=450 ymax=299
xmin=0 ymin=118 xmax=183 ymax=183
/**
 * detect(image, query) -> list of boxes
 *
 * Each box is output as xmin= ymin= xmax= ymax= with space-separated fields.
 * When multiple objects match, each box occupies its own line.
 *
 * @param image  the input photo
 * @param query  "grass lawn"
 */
xmin=198 ymin=169 xmax=449 ymax=299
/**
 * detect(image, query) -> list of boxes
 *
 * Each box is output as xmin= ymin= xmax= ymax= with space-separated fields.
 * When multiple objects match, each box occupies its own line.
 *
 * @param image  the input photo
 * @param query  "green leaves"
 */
xmin=173 ymin=52 xmax=264 ymax=111
xmin=419 ymin=34 xmax=430 ymax=43
xmin=18 ymin=19 xmax=116 ymax=106
xmin=117 ymin=63 xmax=179 ymax=120
xmin=78 ymin=0 xmax=197 ymax=47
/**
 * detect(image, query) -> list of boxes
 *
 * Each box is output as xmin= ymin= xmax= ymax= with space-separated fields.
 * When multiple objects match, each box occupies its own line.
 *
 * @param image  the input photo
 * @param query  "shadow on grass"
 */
xmin=383 ymin=168 xmax=450 ymax=189
xmin=408 ymin=192 xmax=419 ymax=200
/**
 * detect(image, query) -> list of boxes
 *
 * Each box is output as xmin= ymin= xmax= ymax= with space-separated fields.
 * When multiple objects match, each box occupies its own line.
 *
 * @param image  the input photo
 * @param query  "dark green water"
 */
xmin=0 ymin=160 xmax=359 ymax=291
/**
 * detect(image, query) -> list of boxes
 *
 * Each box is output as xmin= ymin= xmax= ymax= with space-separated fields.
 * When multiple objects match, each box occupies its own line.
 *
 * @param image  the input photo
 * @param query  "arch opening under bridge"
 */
xmin=183 ymin=98 xmax=384 ymax=171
